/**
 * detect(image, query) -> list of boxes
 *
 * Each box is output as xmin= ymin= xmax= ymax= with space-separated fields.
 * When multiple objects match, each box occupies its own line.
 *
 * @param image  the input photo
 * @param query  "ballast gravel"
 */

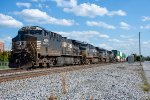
xmin=0 ymin=63 xmax=150 ymax=100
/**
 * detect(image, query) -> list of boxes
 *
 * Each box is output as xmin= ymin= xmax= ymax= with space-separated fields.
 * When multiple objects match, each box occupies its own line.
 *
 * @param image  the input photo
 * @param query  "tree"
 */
xmin=0 ymin=51 xmax=10 ymax=62
xmin=132 ymin=53 xmax=144 ymax=62
xmin=145 ymin=56 xmax=150 ymax=61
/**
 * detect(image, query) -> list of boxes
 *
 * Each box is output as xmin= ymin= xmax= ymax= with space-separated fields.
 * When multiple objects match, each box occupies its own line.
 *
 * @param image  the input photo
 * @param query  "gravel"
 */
xmin=0 ymin=63 xmax=150 ymax=100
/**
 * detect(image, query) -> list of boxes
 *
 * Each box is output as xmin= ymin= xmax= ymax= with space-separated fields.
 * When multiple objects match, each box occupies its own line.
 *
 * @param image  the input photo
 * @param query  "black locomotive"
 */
xmin=9 ymin=26 xmax=125 ymax=68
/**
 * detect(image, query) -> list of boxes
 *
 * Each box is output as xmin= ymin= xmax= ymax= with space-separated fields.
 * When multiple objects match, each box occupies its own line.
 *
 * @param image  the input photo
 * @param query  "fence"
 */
xmin=0 ymin=62 xmax=9 ymax=69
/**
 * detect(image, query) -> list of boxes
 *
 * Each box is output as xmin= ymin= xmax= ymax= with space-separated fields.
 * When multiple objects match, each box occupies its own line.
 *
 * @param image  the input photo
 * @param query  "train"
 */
xmin=9 ymin=26 xmax=126 ymax=69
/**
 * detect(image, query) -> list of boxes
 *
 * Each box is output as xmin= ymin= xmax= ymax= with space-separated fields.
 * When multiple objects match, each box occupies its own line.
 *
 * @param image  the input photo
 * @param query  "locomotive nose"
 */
xmin=15 ymin=41 xmax=27 ymax=50
xmin=9 ymin=52 xmax=32 ymax=68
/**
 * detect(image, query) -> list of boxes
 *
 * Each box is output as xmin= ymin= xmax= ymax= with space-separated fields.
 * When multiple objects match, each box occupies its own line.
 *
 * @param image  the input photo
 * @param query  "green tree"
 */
xmin=0 ymin=51 xmax=10 ymax=62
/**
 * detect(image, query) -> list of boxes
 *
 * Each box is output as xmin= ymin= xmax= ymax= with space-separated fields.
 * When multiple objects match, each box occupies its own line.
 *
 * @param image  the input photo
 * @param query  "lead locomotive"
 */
xmin=9 ymin=26 xmax=124 ymax=69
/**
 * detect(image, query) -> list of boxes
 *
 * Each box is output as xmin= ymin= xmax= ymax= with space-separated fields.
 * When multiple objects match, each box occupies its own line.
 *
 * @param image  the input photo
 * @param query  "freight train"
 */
xmin=9 ymin=26 xmax=126 ymax=69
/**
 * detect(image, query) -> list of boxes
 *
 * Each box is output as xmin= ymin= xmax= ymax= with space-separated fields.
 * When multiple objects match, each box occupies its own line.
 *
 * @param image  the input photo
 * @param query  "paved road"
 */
xmin=142 ymin=61 xmax=150 ymax=83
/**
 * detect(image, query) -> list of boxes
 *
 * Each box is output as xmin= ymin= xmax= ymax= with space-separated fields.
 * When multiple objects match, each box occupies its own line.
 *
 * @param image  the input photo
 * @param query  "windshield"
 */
xmin=30 ymin=30 xmax=42 ymax=35
xmin=18 ymin=30 xmax=28 ymax=35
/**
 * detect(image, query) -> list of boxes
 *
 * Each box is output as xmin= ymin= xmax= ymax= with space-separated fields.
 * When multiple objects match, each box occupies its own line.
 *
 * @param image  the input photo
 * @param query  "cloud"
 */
xmin=120 ymin=35 xmax=129 ymax=38
xmin=143 ymin=41 xmax=150 ymax=45
xmin=38 ymin=3 xmax=49 ymax=9
xmin=53 ymin=0 xmax=77 ymax=8
xmin=140 ymin=25 xmax=150 ymax=29
xmin=99 ymin=34 xmax=109 ymax=38
xmin=0 ymin=13 xmax=23 ymax=28
xmin=142 ymin=16 xmax=150 ymax=22
xmin=31 ymin=0 xmax=48 ymax=2
xmin=120 ymin=21 xmax=131 ymax=30
xmin=53 ymin=0 xmax=126 ymax=17
xmin=99 ymin=44 xmax=113 ymax=50
xmin=17 ymin=9 xmax=75 ymax=26
xmin=86 ymin=21 xmax=116 ymax=29
xmin=107 ymin=37 xmax=140 ymax=55
xmin=109 ymin=39 xmax=122 ymax=43
xmin=107 ymin=10 xmax=126 ymax=16
xmin=57 ymin=30 xmax=109 ymax=42
xmin=63 ymin=3 xmax=108 ymax=17
xmin=16 ymin=2 xmax=31 ymax=8
xmin=142 ymin=41 xmax=150 ymax=56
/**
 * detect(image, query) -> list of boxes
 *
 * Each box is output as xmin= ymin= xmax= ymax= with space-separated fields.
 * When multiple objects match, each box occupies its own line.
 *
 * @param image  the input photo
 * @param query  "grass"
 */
xmin=48 ymin=95 xmax=58 ymax=100
xmin=141 ymin=83 xmax=150 ymax=92
xmin=90 ymin=96 xmax=93 ymax=100
xmin=0 ymin=66 xmax=9 ymax=70
xmin=139 ymin=64 xmax=150 ymax=92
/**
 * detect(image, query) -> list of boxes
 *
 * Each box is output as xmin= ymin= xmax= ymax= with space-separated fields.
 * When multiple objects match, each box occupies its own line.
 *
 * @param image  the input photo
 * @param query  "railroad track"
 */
xmin=0 ymin=63 xmax=118 ymax=83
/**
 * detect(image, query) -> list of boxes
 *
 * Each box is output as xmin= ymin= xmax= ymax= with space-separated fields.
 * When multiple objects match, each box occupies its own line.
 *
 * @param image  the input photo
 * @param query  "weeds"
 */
xmin=90 ymin=96 xmax=93 ymax=100
xmin=48 ymin=95 xmax=57 ymax=100
xmin=60 ymin=72 xmax=68 ymax=94
xmin=139 ymin=65 xmax=150 ymax=92
xmin=141 ymin=83 xmax=150 ymax=92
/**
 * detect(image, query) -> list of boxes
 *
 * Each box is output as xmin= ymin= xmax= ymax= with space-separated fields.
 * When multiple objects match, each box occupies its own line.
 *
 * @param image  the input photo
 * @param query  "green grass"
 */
xmin=139 ymin=65 xmax=150 ymax=92
xmin=141 ymin=83 xmax=150 ymax=92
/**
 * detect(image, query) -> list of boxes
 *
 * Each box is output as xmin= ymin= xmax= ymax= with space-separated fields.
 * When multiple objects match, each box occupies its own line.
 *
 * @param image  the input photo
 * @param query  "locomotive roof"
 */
xmin=20 ymin=26 xmax=44 ymax=31
xmin=19 ymin=26 xmax=60 ymax=35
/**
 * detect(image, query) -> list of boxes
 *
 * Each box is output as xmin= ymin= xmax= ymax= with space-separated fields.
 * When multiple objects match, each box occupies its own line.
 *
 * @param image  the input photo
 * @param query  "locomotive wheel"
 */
xmin=53 ymin=58 xmax=58 ymax=65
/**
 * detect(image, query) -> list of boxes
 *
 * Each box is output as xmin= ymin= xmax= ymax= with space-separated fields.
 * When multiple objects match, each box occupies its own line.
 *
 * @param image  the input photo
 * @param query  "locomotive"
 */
xmin=9 ymin=26 xmax=126 ymax=69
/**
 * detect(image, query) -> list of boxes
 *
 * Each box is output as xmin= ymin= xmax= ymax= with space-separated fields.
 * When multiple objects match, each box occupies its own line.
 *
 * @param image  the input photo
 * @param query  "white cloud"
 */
xmin=140 ymin=25 xmax=150 ymax=29
xmin=53 ymin=1 xmax=126 ymax=17
xmin=120 ymin=21 xmax=131 ymax=30
xmin=109 ymin=39 xmax=122 ymax=43
xmin=99 ymin=44 xmax=113 ymax=50
xmin=38 ymin=3 xmax=49 ymax=9
xmin=142 ymin=16 xmax=150 ymax=22
xmin=0 ymin=13 xmax=23 ymax=28
xmin=143 ymin=41 xmax=150 ymax=45
xmin=18 ymin=9 xmax=75 ymax=26
xmin=107 ymin=38 xmax=140 ymax=55
xmin=120 ymin=35 xmax=129 ymax=38
xmin=86 ymin=21 xmax=116 ymax=29
xmin=57 ymin=30 xmax=109 ymax=42
xmin=107 ymin=10 xmax=126 ymax=16
xmin=16 ymin=2 xmax=31 ymax=8
xmin=64 ymin=3 xmax=108 ymax=17
xmin=53 ymin=0 xmax=77 ymax=8
xmin=142 ymin=41 xmax=150 ymax=56
xmin=99 ymin=34 xmax=109 ymax=38
xmin=33 ymin=0 xmax=48 ymax=2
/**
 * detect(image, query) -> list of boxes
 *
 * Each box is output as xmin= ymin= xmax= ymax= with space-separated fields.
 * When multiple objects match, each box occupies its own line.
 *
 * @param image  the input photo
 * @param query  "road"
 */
xmin=142 ymin=61 xmax=150 ymax=83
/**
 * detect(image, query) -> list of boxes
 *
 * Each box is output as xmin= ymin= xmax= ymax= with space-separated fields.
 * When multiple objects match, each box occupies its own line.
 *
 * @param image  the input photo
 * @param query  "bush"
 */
xmin=0 ymin=51 xmax=10 ymax=62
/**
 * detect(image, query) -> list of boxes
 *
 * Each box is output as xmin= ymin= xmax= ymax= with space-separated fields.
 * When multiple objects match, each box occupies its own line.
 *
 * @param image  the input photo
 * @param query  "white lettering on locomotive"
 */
xmin=43 ymin=39 xmax=49 ymax=44
xmin=37 ymin=41 xmax=41 ymax=49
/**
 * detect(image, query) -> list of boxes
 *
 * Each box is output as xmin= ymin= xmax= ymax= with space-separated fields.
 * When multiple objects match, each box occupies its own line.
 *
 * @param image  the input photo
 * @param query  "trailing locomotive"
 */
xmin=9 ymin=26 xmax=126 ymax=68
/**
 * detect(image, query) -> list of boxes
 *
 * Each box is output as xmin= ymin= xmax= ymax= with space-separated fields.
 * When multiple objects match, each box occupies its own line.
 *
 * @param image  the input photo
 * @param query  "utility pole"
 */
xmin=139 ymin=32 xmax=142 ymax=66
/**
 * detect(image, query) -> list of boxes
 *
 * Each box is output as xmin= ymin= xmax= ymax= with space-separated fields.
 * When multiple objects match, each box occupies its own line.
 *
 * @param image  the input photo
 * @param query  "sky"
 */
xmin=0 ymin=0 xmax=150 ymax=56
